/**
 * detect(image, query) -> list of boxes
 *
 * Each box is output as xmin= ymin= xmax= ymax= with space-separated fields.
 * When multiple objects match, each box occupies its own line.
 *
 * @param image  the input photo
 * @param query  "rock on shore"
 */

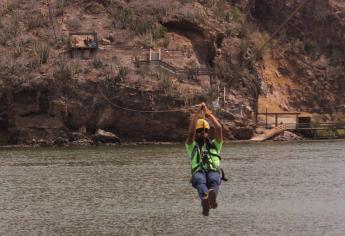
xmin=272 ymin=131 xmax=304 ymax=141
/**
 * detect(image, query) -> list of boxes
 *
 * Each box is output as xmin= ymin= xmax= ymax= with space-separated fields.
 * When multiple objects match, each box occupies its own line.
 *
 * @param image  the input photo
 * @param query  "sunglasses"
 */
xmin=196 ymin=128 xmax=209 ymax=134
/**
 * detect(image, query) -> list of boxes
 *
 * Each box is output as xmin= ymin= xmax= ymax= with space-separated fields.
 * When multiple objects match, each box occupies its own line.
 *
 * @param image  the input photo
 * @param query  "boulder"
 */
xmin=54 ymin=137 xmax=68 ymax=146
xmin=72 ymin=138 xmax=94 ymax=146
xmin=101 ymin=38 xmax=111 ymax=45
xmin=93 ymin=129 xmax=120 ymax=143
xmin=272 ymin=131 xmax=304 ymax=141
xmin=232 ymin=126 xmax=255 ymax=140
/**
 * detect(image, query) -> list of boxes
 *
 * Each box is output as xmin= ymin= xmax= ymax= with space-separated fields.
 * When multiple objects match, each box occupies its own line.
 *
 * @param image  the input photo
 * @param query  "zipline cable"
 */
xmin=97 ymin=86 xmax=199 ymax=113
xmin=257 ymin=0 xmax=310 ymax=53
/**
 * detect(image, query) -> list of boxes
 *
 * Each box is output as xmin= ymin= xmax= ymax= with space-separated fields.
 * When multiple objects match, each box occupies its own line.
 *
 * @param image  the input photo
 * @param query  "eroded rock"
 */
xmin=93 ymin=129 xmax=121 ymax=143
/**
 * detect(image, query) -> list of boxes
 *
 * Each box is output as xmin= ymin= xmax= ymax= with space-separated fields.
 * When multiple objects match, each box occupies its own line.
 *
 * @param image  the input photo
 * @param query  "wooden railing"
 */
xmin=137 ymin=59 xmax=215 ymax=77
xmin=256 ymin=122 xmax=345 ymax=131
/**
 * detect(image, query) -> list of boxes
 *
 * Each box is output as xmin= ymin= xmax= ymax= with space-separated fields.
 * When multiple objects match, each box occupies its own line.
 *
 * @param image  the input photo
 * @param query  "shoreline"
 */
xmin=1 ymin=138 xmax=345 ymax=149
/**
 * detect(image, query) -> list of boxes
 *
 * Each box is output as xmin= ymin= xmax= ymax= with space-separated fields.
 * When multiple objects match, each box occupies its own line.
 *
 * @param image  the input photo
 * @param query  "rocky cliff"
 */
xmin=0 ymin=0 xmax=344 ymax=145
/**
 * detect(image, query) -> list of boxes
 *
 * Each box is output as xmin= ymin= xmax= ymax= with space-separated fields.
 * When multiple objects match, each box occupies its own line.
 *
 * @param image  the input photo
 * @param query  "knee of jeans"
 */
xmin=191 ymin=173 xmax=206 ymax=187
xmin=208 ymin=173 xmax=221 ymax=185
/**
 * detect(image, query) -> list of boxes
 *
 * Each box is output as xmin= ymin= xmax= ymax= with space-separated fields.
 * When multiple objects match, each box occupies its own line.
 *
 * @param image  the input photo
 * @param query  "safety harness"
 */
xmin=191 ymin=141 xmax=228 ymax=182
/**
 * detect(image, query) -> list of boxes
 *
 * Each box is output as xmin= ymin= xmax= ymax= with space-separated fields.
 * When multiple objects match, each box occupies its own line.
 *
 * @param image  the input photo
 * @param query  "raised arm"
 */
xmin=186 ymin=108 xmax=203 ymax=145
xmin=203 ymin=104 xmax=223 ymax=143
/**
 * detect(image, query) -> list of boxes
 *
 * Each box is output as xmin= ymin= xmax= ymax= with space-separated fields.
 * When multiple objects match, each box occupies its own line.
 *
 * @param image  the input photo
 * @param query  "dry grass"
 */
xmin=33 ymin=41 xmax=50 ymax=65
xmin=0 ymin=12 xmax=20 ymax=45
xmin=27 ymin=11 xmax=49 ymax=30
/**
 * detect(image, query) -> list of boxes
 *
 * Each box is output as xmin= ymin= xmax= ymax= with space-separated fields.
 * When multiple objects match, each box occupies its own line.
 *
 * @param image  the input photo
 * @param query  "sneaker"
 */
xmin=208 ymin=189 xmax=218 ymax=209
xmin=201 ymin=195 xmax=210 ymax=216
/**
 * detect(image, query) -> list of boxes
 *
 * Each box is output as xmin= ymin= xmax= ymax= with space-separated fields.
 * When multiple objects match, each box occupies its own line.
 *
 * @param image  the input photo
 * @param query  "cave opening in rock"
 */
xmin=162 ymin=20 xmax=216 ymax=67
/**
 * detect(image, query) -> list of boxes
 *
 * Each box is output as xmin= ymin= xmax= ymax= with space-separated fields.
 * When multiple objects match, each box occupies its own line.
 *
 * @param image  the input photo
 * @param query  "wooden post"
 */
xmin=217 ymin=84 xmax=220 ymax=108
xmin=265 ymin=107 xmax=268 ymax=129
xmin=223 ymin=86 xmax=226 ymax=105
xmin=275 ymin=114 xmax=278 ymax=127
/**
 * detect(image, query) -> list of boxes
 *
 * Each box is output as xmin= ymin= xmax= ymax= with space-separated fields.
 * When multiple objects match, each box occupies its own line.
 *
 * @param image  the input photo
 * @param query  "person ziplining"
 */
xmin=185 ymin=103 xmax=227 ymax=216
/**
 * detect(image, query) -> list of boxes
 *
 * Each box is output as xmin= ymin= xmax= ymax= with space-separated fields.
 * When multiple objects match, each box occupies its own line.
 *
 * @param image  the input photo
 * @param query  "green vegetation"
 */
xmin=116 ymin=66 xmax=129 ymax=82
xmin=230 ymin=5 xmax=242 ymax=22
xmin=304 ymin=41 xmax=317 ymax=54
xmin=152 ymin=24 xmax=168 ymax=40
xmin=110 ymin=7 xmax=153 ymax=35
xmin=311 ymin=115 xmax=345 ymax=138
xmin=101 ymin=65 xmax=126 ymax=92
xmin=0 ymin=134 xmax=9 ymax=145
xmin=84 ymin=2 xmax=104 ymax=15
xmin=314 ymin=129 xmax=344 ymax=138
xmin=239 ymin=39 xmax=250 ymax=63
xmin=91 ymin=58 xmax=104 ymax=69
xmin=251 ymin=32 xmax=271 ymax=61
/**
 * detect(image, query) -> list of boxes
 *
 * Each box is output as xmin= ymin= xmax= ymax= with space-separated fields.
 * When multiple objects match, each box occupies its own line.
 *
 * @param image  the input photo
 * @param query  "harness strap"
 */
xmin=190 ymin=141 xmax=228 ymax=181
xmin=220 ymin=168 xmax=228 ymax=181
xmin=209 ymin=152 xmax=221 ymax=160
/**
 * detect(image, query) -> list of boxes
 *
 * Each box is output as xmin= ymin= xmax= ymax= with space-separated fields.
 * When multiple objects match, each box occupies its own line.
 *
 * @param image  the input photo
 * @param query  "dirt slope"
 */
xmin=0 ymin=0 xmax=344 ymax=144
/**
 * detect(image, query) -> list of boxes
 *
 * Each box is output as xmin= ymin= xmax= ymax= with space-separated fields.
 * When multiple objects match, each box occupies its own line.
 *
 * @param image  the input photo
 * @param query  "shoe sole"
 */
xmin=201 ymin=198 xmax=210 ymax=216
xmin=208 ymin=189 xmax=218 ymax=209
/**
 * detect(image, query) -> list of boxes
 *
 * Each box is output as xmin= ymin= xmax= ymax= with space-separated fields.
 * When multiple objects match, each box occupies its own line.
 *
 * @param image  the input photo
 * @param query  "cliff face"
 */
xmin=249 ymin=0 xmax=345 ymax=113
xmin=0 ymin=0 xmax=344 ymax=144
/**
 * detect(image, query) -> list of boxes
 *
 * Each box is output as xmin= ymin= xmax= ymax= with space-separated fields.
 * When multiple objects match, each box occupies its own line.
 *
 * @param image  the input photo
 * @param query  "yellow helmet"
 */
xmin=196 ymin=119 xmax=210 ymax=130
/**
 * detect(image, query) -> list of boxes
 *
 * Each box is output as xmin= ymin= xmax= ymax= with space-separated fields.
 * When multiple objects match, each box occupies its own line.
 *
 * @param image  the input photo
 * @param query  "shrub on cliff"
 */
xmin=53 ymin=60 xmax=72 ymax=82
xmin=84 ymin=2 xmax=105 ymax=15
xmin=33 ymin=41 xmax=50 ymax=65
xmin=27 ymin=11 xmax=49 ymax=30
xmin=116 ymin=66 xmax=129 ymax=82
xmin=152 ymin=24 xmax=168 ymax=40
xmin=109 ymin=7 xmax=153 ymax=35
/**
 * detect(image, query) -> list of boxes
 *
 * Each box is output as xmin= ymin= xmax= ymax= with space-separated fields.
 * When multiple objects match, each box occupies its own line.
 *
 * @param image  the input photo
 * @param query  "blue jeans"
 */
xmin=191 ymin=171 xmax=221 ymax=200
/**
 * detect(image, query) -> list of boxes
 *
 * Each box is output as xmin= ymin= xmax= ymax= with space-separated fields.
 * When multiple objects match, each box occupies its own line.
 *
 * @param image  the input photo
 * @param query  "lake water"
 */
xmin=0 ymin=140 xmax=345 ymax=235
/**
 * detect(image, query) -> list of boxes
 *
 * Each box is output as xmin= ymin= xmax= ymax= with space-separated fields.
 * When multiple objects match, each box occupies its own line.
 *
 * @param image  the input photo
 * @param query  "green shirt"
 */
xmin=185 ymin=139 xmax=223 ymax=174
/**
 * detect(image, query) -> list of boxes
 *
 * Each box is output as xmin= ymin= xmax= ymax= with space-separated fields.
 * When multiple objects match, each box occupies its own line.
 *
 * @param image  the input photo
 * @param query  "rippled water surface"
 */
xmin=1 ymin=140 xmax=345 ymax=235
